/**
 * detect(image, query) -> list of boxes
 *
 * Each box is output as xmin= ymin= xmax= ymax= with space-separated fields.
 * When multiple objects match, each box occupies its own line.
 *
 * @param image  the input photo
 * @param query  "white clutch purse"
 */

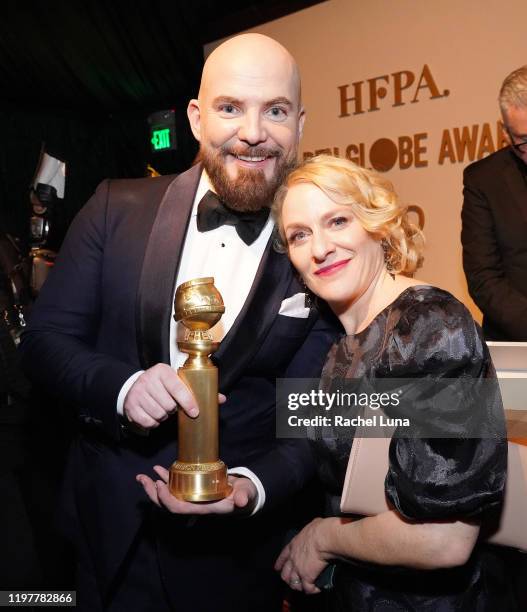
xmin=340 ymin=436 xmax=527 ymax=551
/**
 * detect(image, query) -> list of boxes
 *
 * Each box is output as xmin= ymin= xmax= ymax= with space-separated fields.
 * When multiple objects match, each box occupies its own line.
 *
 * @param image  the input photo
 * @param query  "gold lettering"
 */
xmin=411 ymin=64 xmax=443 ymax=104
xmin=392 ymin=70 xmax=415 ymax=107
xmin=453 ymin=125 xmax=479 ymax=162
xmin=338 ymin=82 xmax=364 ymax=117
xmin=367 ymin=75 xmax=390 ymax=112
xmin=345 ymin=143 xmax=365 ymax=166
xmin=398 ymin=136 xmax=413 ymax=169
xmin=438 ymin=129 xmax=456 ymax=164
xmin=477 ymin=123 xmax=495 ymax=158
xmin=414 ymin=133 xmax=428 ymax=167
xmin=315 ymin=148 xmax=333 ymax=156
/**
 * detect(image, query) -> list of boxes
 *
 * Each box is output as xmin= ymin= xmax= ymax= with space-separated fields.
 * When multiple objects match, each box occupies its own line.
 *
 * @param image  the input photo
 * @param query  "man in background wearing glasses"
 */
xmin=462 ymin=65 xmax=527 ymax=341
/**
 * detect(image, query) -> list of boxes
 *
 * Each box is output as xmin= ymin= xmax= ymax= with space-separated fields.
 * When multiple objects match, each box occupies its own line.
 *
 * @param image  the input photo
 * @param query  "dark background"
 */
xmin=0 ymin=0 xmax=324 ymax=245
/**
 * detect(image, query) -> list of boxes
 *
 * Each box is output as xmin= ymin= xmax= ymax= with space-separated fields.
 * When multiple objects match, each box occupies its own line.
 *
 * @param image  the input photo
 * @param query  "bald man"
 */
xmin=20 ymin=34 xmax=340 ymax=611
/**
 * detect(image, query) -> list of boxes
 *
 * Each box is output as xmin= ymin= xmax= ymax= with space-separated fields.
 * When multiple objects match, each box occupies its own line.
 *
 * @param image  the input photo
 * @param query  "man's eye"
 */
xmin=220 ymin=104 xmax=237 ymax=114
xmin=267 ymin=107 xmax=287 ymax=119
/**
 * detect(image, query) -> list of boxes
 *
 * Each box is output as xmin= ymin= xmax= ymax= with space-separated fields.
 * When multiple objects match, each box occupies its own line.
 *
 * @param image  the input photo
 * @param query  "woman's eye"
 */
xmin=331 ymin=216 xmax=348 ymax=228
xmin=287 ymin=230 xmax=307 ymax=244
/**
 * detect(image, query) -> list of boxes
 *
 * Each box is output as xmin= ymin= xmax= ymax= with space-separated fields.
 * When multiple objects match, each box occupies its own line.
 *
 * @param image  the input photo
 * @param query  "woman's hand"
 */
xmin=275 ymin=517 xmax=337 ymax=594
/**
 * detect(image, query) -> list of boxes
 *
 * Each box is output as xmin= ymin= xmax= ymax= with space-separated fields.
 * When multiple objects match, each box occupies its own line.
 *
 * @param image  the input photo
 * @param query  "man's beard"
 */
xmin=200 ymin=145 xmax=297 ymax=212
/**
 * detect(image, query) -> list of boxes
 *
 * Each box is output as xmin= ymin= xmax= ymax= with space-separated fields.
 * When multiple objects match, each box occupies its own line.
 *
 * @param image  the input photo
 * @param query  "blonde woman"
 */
xmin=274 ymin=155 xmax=508 ymax=610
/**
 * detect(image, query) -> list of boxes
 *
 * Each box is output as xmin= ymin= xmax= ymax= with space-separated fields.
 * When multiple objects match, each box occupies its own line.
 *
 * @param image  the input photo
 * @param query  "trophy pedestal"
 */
xmin=169 ymin=460 xmax=232 ymax=502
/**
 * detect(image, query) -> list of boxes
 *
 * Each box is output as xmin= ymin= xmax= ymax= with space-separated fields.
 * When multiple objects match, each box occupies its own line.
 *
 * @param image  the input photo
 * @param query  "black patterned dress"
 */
xmin=314 ymin=286 xmax=509 ymax=611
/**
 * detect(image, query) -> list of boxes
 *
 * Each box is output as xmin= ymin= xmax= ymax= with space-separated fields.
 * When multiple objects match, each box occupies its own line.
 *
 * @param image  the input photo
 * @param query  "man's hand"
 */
xmin=123 ymin=363 xmax=226 ymax=429
xmin=136 ymin=465 xmax=258 ymax=515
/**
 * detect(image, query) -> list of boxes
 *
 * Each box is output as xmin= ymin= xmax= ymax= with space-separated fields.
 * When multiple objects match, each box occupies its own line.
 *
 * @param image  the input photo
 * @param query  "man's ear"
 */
xmin=298 ymin=107 xmax=306 ymax=142
xmin=500 ymin=120 xmax=512 ymax=146
xmin=187 ymin=99 xmax=201 ymax=142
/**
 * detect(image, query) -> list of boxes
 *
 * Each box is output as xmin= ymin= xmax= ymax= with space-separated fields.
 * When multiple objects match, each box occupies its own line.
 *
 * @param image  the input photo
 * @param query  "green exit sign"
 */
xmin=148 ymin=110 xmax=177 ymax=152
xmin=151 ymin=128 xmax=171 ymax=151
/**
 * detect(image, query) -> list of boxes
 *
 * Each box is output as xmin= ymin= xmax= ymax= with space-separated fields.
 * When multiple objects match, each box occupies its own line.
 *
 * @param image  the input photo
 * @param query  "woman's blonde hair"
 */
xmin=273 ymin=154 xmax=424 ymax=275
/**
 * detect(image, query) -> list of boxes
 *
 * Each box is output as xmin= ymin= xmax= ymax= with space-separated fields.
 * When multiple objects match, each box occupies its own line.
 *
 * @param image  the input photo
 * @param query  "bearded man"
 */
xmin=20 ymin=34 xmax=340 ymax=612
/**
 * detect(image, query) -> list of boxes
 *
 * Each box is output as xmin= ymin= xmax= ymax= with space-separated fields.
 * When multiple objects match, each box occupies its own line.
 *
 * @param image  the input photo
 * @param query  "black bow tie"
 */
xmin=196 ymin=191 xmax=270 ymax=246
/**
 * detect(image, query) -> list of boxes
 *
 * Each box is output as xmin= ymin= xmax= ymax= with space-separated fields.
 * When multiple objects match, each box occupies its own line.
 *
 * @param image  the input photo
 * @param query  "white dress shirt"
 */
xmin=117 ymin=171 xmax=274 ymax=512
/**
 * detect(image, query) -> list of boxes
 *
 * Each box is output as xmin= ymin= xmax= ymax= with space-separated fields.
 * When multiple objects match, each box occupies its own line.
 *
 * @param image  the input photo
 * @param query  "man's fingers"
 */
xmin=152 ymin=468 xmax=229 ymax=514
xmin=125 ymin=364 xmax=225 ymax=423
xmin=142 ymin=468 xmax=255 ymax=516
xmin=152 ymin=481 xmax=207 ymax=513
xmin=130 ymin=371 xmax=178 ymax=416
xmin=161 ymin=371 xmax=199 ymax=417
xmin=153 ymin=465 xmax=170 ymax=482
xmin=155 ymin=481 xmax=232 ymax=514
xmin=153 ymin=478 xmax=238 ymax=515
xmin=124 ymin=375 xmax=172 ymax=428
xmin=230 ymin=476 xmax=256 ymax=510
xmin=232 ymin=481 xmax=251 ymax=508
xmin=126 ymin=407 xmax=160 ymax=429
xmin=154 ymin=481 xmax=185 ymax=511
xmin=136 ymin=474 xmax=161 ymax=507
xmin=233 ymin=488 xmax=249 ymax=508
xmin=137 ymin=474 xmax=199 ymax=514
xmin=136 ymin=394 xmax=170 ymax=422
xmin=140 ymin=387 xmax=177 ymax=418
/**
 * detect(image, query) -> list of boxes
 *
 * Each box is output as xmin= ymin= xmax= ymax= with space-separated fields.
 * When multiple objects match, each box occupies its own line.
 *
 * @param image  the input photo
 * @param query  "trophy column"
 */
xmin=169 ymin=278 xmax=232 ymax=502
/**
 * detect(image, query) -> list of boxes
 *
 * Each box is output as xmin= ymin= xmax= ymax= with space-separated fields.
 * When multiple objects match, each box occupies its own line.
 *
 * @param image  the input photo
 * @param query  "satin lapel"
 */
xmin=136 ymin=164 xmax=202 ymax=368
xmin=214 ymin=235 xmax=294 ymax=390
xmin=503 ymin=150 xmax=527 ymax=225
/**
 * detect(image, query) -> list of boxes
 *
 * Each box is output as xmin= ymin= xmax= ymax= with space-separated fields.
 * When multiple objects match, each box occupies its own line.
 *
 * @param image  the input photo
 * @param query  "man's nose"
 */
xmin=238 ymin=109 xmax=267 ymax=145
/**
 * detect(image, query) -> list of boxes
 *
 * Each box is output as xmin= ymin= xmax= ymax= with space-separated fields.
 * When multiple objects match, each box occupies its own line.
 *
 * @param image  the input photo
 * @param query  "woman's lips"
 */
xmin=314 ymin=259 xmax=352 ymax=276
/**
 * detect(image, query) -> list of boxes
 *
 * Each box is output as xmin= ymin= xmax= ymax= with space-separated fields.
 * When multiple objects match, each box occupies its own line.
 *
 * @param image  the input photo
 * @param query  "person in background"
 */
xmin=273 ymin=155 xmax=509 ymax=611
xmin=19 ymin=35 xmax=340 ymax=612
xmin=462 ymin=62 xmax=527 ymax=612
xmin=462 ymin=65 xmax=527 ymax=341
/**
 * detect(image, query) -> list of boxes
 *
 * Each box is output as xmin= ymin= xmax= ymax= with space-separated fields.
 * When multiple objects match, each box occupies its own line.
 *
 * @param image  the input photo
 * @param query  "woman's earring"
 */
xmin=381 ymin=239 xmax=395 ymax=279
xmin=300 ymin=278 xmax=314 ymax=308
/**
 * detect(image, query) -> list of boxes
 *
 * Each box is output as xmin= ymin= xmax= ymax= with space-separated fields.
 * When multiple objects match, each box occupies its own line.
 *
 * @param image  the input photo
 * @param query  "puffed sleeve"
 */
xmin=383 ymin=291 xmax=507 ymax=520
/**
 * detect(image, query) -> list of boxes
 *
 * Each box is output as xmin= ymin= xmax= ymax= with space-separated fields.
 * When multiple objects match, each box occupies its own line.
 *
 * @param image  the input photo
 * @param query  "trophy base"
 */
xmin=169 ymin=460 xmax=232 ymax=502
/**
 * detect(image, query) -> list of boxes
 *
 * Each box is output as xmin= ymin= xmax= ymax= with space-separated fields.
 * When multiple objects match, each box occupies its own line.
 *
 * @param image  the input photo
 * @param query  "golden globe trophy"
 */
xmin=169 ymin=277 xmax=232 ymax=501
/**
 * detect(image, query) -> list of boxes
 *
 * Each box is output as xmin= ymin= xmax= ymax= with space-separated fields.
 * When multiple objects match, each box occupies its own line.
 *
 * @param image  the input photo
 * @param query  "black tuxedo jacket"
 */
xmin=20 ymin=164 xmax=341 ymax=608
xmin=462 ymin=147 xmax=527 ymax=340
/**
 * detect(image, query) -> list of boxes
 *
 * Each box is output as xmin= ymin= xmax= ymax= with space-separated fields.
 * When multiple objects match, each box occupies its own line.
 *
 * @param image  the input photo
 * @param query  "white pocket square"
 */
xmin=278 ymin=293 xmax=310 ymax=318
